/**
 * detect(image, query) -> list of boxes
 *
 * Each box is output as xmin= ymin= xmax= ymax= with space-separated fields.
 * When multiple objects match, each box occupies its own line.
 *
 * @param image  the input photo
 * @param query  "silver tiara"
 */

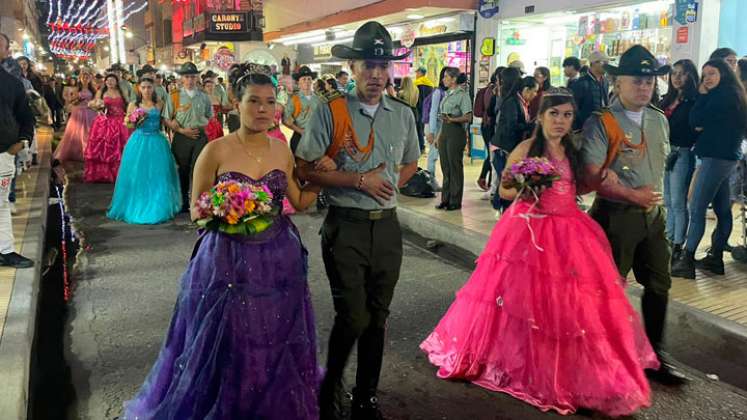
xmin=543 ymin=87 xmax=574 ymax=98
xmin=235 ymin=62 xmax=272 ymax=86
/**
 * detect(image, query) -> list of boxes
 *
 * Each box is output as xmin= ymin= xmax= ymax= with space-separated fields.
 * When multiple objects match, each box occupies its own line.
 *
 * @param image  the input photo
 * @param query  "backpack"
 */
xmin=420 ymin=89 xmax=440 ymax=124
xmin=473 ymin=86 xmax=488 ymax=118
xmin=400 ymin=168 xmax=436 ymax=198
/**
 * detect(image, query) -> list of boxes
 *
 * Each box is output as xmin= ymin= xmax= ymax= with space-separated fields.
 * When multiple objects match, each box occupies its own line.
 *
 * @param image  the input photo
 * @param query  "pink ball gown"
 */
xmin=84 ymin=96 xmax=129 ymax=183
xmin=267 ymin=107 xmax=294 ymax=215
xmin=205 ymin=104 xmax=224 ymax=142
xmin=420 ymin=158 xmax=659 ymax=417
xmin=54 ymin=90 xmax=97 ymax=162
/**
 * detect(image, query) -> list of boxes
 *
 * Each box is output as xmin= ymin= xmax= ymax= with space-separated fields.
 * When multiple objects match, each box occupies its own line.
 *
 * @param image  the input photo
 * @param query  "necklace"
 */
xmin=235 ymin=132 xmax=270 ymax=164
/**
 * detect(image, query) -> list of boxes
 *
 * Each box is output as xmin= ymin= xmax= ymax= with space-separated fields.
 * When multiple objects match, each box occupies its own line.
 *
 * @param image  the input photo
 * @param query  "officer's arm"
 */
xmin=581 ymin=116 xmax=640 ymax=203
xmin=398 ymin=109 xmax=421 ymax=187
xmin=283 ymin=144 xmax=322 ymax=211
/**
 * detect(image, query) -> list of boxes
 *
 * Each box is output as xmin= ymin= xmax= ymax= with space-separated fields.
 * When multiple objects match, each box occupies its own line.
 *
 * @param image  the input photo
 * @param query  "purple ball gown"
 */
xmin=123 ymin=170 xmax=320 ymax=419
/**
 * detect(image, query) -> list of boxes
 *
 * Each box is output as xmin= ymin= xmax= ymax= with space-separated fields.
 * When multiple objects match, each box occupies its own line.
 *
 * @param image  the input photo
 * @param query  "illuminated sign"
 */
xmin=208 ymin=13 xmax=248 ymax=33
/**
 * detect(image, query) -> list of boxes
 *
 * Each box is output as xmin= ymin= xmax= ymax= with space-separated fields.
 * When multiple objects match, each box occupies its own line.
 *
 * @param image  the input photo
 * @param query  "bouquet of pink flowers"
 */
xmin=194 ymin=180 xmax=277 ymax=235
xmin=502 ymin=157 xmax=561 ymax=199
xmin=126 ymin=107 xmax=148 ymax=129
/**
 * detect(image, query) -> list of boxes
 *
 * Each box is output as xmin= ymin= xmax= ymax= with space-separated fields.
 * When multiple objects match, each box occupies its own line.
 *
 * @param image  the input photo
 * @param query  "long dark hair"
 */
xmin=703 ymin=58 xmax=747 ymax=131
xmin=436 ymin=67 xmax=449 ymax=91
xmin=738 ymin=58 xmax=747 ymax=88
xmin=534 ymin=66 xmax=551 ymax=91
xmin=660 ymin=59 xmax=699 ymax=109
xmin=527 ymin=90 xmax=583 ymax=187
xmin=135 ymin=77 xmax=158 ymax=107
xmin=508 ymin=76 xmax=538 ymax=99
xmin=500 ymin=67 xmax=522 ymax=97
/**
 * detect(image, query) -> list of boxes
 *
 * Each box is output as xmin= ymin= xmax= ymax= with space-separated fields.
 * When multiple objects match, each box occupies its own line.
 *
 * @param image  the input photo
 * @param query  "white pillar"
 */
xmin=114 ymin=0 xmax=127 ymax=65
xmin=106 ymin=0 xmax=119 ymax=64
xmin=671 ymin=0 xmax=722 ymax=68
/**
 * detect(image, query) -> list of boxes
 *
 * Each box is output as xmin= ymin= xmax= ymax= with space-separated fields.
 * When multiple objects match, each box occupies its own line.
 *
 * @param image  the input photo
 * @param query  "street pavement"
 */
xmin=63 ymin=174 xmax=747 ymax=420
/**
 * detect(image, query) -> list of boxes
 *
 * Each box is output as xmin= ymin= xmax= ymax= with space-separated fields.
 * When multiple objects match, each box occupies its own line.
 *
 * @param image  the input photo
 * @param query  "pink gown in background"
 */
xmin=54 ymin=90 xmax=97 ymax=162
xmin=84 ymin=96 xmax=129 ymax=183
xmin=205 ymin=104 xmax=224 ymax=142
xmin=420 ymin=158 xmax=659 ymax=417
xmin=267 ymin=106 xmax=293 ymax=214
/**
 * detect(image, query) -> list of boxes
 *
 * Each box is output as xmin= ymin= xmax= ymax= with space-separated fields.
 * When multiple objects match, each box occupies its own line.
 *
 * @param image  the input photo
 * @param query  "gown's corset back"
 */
xmin=105 ymin=96 xmax=126 ymax=117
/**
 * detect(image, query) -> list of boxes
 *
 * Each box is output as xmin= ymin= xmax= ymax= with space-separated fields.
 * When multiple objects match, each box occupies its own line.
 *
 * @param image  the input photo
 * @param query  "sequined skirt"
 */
xmin=122 ymin=217 xmax=319 ymax=419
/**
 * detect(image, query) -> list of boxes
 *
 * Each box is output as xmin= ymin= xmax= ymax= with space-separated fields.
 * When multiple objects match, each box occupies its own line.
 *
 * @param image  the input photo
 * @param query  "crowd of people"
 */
xmin=3 ymin=16 xmax=747 ymax=419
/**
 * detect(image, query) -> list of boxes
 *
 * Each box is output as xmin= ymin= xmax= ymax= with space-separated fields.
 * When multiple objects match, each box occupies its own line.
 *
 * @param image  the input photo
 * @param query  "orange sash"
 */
xmin=325 ymin=96 xmax=374 ymax=159
xmin=599 ymin=110 xmax=646 ymax=170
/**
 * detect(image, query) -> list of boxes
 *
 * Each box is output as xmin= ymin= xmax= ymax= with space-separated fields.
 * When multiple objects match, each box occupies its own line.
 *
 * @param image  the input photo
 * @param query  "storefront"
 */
xmin=290 ymin=11 xmax=475 ymax=88
xmin=495 ymin=0 xmax=675 ymax=86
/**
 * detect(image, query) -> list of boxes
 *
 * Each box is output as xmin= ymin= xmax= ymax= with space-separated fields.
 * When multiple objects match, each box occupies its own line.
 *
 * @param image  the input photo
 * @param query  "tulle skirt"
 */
xmin=420 ymin=200 xmax=659 ymax=417
xmin=84 ymin=115 xmax=129 ymax=183
xmin=122 ymin=220 xmax=320 ymax=419
xmin=107 ymin=128 xmax=181 ymax=224
xmin=205 ymin=117 xmax=224 ymax=142
xmin=54 ymin=105 xmax=97 ymax=162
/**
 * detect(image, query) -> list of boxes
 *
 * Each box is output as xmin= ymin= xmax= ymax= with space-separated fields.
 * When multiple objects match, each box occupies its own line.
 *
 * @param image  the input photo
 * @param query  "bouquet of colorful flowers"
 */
xmin=88 ymin=98 xmax=105 ymax=113
xmin=194 ymin=180 xmax=277 ymax=235
xmin=126 ymin=108 xmax=148 ymax=129
xmin=502 ymin=157 xmax=561 ymax=200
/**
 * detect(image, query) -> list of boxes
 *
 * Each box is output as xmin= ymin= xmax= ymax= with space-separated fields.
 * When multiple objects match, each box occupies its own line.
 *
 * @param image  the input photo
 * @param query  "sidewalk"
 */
xmin=0 ymin=128 xmax=52 ymax=419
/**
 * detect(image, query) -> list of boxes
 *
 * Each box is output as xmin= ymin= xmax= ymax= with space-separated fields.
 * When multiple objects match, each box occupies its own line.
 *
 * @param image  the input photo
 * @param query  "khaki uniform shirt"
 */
xmin=155 ymin=84 xmax=172 ymax=120
xmin=284 ymin=92 xmax=318 ymax=130
xmin=174 ymin=88 xmax=213 ymax=129
xmin=296 ymin=93 xmax=420 ymax=210
xmin=438 ymin=86 xmax=472 ymax=134
xmin=581 ymin=99 xmax=670 ymax=202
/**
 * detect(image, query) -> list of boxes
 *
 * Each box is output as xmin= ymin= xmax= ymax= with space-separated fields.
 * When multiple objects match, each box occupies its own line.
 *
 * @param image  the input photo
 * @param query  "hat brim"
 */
xmin=177 ymin=69 xmax=200 ymax=75
xmin=331 ymin=45 xmax=409 ymax=61
xmin=293 ymin=72 xmax=318 ymax=81
xmin=604 ymin=63 xmax=671 ymax=76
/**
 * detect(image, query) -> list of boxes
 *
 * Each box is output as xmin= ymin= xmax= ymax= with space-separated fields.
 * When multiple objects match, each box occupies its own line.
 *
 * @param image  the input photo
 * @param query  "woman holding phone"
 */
xmin=435 ymin=67 xmax=473 ymax=211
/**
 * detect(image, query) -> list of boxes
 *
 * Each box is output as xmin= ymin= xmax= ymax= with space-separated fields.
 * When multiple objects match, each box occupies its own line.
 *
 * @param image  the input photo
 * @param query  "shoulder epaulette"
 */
xmin=647 ymin=104 xmax=665 ymax=115
xmin=387 ymin=95 xmax=410 ymax=108
xmin=320 ymin=90 xmax=344 ymax=104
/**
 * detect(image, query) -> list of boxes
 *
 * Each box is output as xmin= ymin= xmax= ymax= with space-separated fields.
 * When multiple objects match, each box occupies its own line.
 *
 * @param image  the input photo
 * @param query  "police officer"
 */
xmin=165 ymin=62 xmax=213 ymax=211
xmin=284 ymin=65 xmax=319 ymax=153
xmin=295 ymin=21 xmax=420 ymax=420
xmin=581 ymin=45 xmax=688 ymax=386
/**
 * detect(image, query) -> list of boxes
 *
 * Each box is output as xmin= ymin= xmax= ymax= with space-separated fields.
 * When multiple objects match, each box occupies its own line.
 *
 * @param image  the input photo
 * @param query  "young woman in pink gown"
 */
xmin=84 ymin=74 xmax=130 ymax=183
xmin=420 ymin=90 xmax=660 ymax=417
xmin=204 ymin=78 xmax=225 ymax=142
xmin=267 ymin=102 xmax=294 ymax=214
xmin=54 ymin=70 xmax=97 ymax=162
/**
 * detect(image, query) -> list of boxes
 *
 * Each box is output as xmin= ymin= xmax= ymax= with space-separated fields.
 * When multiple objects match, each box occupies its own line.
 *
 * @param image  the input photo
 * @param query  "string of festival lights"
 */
xmin=47 ymin=0 xmax=147 ymax=59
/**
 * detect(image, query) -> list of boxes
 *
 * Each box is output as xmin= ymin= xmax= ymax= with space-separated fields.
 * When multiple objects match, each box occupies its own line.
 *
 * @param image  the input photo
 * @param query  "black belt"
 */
xmin=329 ymin=206 xmax=397 ymax=221
xmin=595 ymin=198 xmax=658 ymax=214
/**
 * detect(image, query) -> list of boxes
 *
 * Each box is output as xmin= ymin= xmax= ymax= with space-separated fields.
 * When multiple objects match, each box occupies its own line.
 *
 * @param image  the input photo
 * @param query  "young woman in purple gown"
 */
xmin=122 ymin=63 xmax=335 ymax=420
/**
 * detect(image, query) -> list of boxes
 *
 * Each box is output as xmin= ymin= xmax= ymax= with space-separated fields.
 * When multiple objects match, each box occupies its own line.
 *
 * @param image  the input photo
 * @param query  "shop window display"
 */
xmin=498 ymin=0 xmax=673 ymax=86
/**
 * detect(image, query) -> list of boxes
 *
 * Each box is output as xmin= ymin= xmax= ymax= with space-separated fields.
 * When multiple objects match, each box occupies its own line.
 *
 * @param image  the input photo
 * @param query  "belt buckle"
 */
xmin=369 ymin=210 xmax=384 ymax=220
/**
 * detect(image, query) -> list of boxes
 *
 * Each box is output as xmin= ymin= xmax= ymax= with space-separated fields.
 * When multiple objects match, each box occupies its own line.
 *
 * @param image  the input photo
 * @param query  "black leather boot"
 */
xmin=641 ymin=291 xmax=689 ymax=386
xmin=319 ymin=377 xmax=349 ymax=420
xmin=695 ymin=250 xmax=725 ymax=275
xmin=671 ymin=250 xmax=695 ymax=279
xmin=671 ymin=243 xmax=683 ymax=262
xmin=351 ymin=388 xmax=384 ymax=420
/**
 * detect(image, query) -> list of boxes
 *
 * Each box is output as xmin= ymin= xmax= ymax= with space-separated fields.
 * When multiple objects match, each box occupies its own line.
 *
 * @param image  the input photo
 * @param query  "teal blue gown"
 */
xmin=107 ymin=107 xmax=182 ymax=224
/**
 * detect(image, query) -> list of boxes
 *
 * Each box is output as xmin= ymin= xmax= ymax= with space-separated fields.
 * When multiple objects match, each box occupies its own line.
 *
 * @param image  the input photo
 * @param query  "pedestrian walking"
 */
xmin=422 ymin=88 xmax=658 ymax=417
xmin=165 ymin=62 xmax=213 ymax=212
xmin=123 ymin=62 xmax=331 ymax=420
xmin=582 ymin=45 xmax=689 ymax=386
xmin=295 ymin=21 xmax=420 ymax=420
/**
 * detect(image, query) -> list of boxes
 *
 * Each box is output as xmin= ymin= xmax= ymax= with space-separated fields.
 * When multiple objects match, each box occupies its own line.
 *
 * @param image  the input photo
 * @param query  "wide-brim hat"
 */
xmin=176 ymin=62 xmax=200 ymax=75
xmin=293 ymin=65 xmax=318 ymax=81
xmin=203 ymin=70 xmax=219 ymax=79
xmin=604 ymin=45 xmax=670 ymax=76
xmin=136 ymin=64 xmax=157 ymax=78
xmin=107 ymin=62 xmax=125 ymax=72
xmin=331 ymin=21 xmax=409 ymax=61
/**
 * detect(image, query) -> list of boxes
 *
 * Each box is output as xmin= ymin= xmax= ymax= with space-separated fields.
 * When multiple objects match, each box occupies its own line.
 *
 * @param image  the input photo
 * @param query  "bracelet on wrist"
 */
xmin=356 ymin=174 xmax=365 ymax=190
